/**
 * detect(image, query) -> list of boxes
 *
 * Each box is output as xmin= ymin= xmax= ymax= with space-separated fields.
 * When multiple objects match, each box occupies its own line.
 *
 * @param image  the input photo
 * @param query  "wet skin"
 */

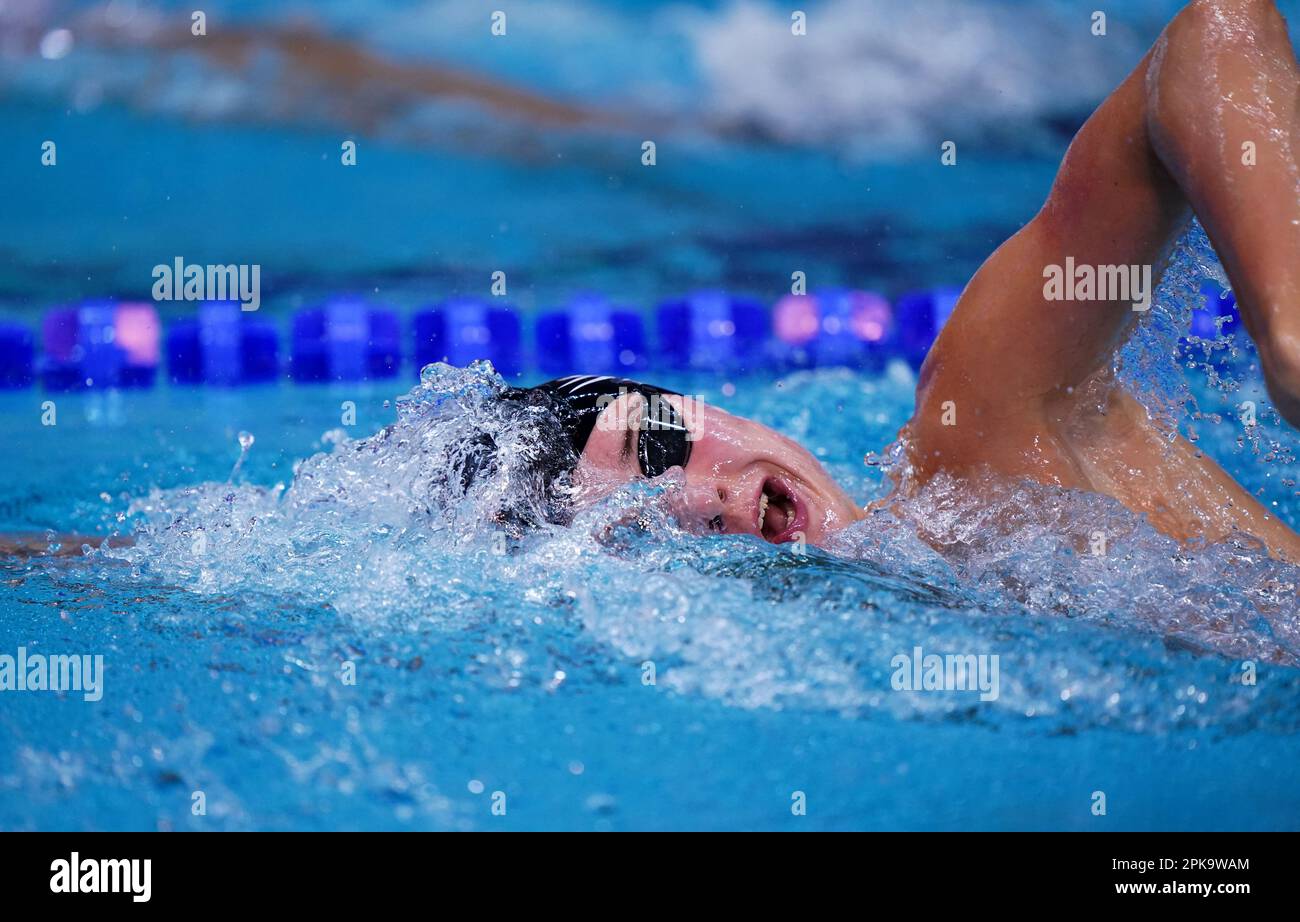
xmin=573 ymin=392 xmax=863 ymax=546
xmin=908 ymin=0 xmax=1300 ymax=560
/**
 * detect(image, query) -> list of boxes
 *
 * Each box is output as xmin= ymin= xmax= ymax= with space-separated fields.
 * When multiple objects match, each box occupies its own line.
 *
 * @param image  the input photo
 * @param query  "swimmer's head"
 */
xmin=490 ymin=375 xmax=863 ymax=546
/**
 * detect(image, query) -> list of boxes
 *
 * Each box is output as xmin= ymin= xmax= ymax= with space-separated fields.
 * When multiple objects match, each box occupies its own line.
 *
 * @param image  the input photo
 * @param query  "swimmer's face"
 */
xmin=573 ymin=392 xmax=863 ymax=546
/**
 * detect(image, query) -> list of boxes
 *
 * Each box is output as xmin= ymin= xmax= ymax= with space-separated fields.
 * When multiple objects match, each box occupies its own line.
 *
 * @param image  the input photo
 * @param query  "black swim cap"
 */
xmin=451 ymin=375 xmax=694 ymax=534
xmin=529 ymin=375 xmax=693 ymax=478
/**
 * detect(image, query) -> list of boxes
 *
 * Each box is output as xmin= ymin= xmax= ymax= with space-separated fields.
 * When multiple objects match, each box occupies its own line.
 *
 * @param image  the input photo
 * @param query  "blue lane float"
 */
xmin=113 ymin=303 xmax=162 ymax=388
xmin=200 ymin=300 xmax=242 ymax=386
xmin=0 ymin=322 xmax=34 ymax=389
xmin=39 ymin=301 xmax=162 ymax=390
xmin=165 ymin=320 xmax=202 ymax=384
xmin=241 ymin=321 xmax=281 ymax=383
xmin=772 ymin=290 xmax=895 ymax=368
xmin=368 ymin=309 xmax=402 ymax=379
xmin=413 ymin=299 xmax=521 ymax=378
xmin=13 ymin=286 xmax=974 ymax=390
xmin=168 ymin=301 xmax=280 ymax=386
xmin=41 ymin=309 xmax=82 ymax=391
xmin=656 ymin=291 xmax=766 ymax=372
xmin=892 ymin=287 xmax=961 ymax=370
xmin=536 ymin=294 xmax=645 ymax=376
xmin=76 ymin=300 xmax=123 ymax=388
xmin=292 ymin=299 xmax=401 ymax=383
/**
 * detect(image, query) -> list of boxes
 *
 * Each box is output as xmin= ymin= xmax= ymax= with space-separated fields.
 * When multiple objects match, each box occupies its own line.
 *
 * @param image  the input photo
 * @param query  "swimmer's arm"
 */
xmin=1146 ymin=0 xmax=1300 ymax=427
xmin=912 ymin=19 xmax=1191 ymax=458
xmin=911 ymin=0 xmax=1300 ymax=555
xmin=924 ymin=0 xmax=1299 ymax=430
xmin=0 ymin=533 xmax=134 ymax=558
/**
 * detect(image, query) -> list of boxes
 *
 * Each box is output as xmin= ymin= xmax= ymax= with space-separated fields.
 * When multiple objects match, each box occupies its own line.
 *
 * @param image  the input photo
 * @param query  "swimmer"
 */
xmin=8 ymin=0 xmax=1300 ymax=562
xmin=472 ymin=0 xmax=1300 ymax=559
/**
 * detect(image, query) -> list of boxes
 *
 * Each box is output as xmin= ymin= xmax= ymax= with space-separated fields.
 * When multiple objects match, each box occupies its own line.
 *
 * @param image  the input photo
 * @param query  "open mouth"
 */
xmin=757 ymin=476 xmax=807 ymax=544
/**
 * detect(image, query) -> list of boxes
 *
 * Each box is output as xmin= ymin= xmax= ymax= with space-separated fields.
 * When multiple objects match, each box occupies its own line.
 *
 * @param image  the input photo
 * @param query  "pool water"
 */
xmin=3 ymin=226 xmax=1300 ymax=831
xmin=3 ymin=0 xmax=1300 ymax=831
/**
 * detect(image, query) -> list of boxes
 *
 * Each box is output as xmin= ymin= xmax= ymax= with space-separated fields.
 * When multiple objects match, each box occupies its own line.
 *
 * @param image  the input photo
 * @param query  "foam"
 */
xmin=93 ymin=225 xmax=1300 ymax=735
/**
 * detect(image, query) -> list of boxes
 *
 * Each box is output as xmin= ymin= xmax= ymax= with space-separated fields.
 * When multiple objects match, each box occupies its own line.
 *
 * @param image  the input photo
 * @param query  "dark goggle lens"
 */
xmin=636 ymin=395 xmax=692 ymax=477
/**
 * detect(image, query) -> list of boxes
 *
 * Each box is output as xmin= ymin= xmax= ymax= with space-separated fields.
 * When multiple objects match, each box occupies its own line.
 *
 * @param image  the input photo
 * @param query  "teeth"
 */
xmin=758 ymin=491 xmax=769 ymax=529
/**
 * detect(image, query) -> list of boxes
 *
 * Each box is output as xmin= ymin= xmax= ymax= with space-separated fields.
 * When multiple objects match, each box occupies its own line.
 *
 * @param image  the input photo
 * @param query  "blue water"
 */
xmin=3 ymin=0 xmax=1300 ymax=830
xmin=6 ymin=241 xmax=1300 ymax=829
